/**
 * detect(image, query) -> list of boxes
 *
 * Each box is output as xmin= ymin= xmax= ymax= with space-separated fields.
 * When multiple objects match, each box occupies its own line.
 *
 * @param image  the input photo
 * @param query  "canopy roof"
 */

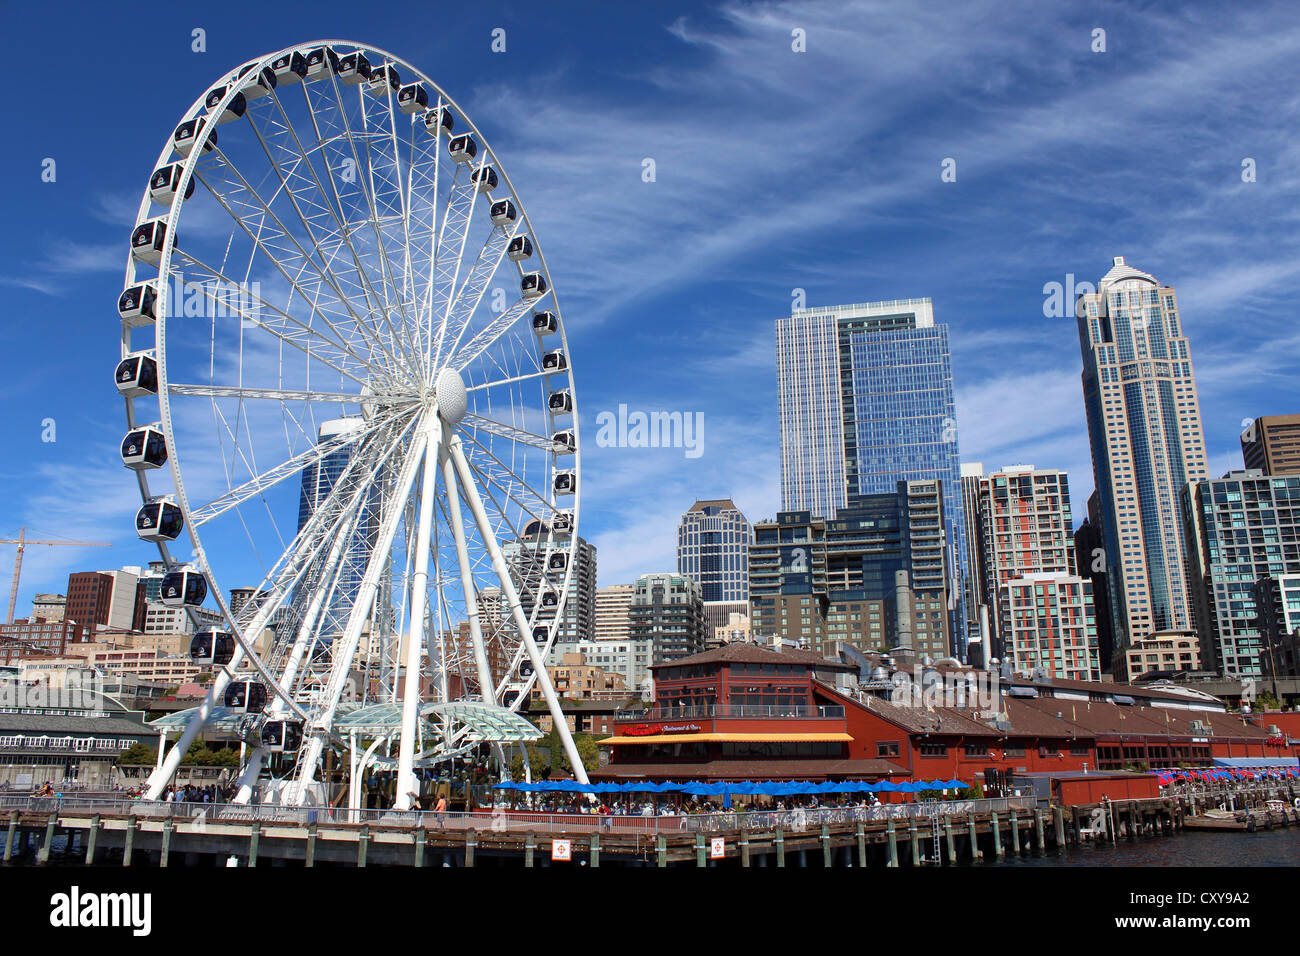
xmin=422 ymin=701 xmax=543 ymax=744
xmin=149 ymin=706 xmax=246 ymax=733
xmin=148 ymin=700 xmax=541 ymax=744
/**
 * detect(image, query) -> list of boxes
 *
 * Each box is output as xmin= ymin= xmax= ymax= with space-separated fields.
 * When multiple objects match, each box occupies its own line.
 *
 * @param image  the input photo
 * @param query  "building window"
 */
xmin=876 ymin=741 xmax=900 ymax=758
xmin=919 ymin=743 xmax=948 ymax=758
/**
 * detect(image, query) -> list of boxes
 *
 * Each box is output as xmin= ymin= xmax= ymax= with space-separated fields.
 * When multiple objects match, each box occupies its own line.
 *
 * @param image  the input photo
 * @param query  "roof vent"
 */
xmin=1113 ymin=256 xmax=1125 ymax=266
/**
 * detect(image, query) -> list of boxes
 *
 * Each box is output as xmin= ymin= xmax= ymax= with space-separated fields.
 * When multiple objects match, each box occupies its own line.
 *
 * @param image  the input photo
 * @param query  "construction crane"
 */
xmin=1 ymin=527 xmax=112 ymax=625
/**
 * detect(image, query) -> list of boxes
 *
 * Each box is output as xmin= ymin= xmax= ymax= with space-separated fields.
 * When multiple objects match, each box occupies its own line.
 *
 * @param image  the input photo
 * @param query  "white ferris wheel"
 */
xmin=115 ymin=41 xmax=587 ymax=807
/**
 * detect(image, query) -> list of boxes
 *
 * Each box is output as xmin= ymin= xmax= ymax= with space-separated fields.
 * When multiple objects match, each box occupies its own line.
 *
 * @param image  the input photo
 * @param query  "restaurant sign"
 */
xmin=622 ymin=722 xmax=703 ymax=736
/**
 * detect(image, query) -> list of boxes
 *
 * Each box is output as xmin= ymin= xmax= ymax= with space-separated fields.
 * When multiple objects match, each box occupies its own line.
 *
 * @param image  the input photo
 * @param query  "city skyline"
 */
xmin=3 ymin=1 xmax=1298 ymax=619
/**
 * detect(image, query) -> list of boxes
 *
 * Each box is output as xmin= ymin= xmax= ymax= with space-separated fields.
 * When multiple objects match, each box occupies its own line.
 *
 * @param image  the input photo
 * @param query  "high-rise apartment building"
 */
xmin=959 ymin=462 xmax=989 ymax=658
xmin=1182 ymin=471 xmax=1300 ymax=677
xmin=969 ymin=465 xmax=1099 ymax=680
xmin=749 ymin=482 xmax=952 ymax=659
xmin=1077 ymin=257 xmax=1210 ymax=649
xmin=627 ymin=573 xmax=706 ymax=664
xmin=676 ymin=498 xmax=753 ymax=633
xmin=776 ymin=298 xmax=969 ymax=655
xmin=593 ymin=584 xmax=634 ymax=642
xmin=1001 ymin=573 xmax=1099 ymax=682
xmin=503 ymin=521 xmax=597 ymax=646
xmin=1241 ymin=414 xmax=1300 ymax=476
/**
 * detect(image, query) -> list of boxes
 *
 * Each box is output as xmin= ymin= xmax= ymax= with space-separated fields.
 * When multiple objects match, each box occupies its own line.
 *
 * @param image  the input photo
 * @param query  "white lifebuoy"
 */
xmin=1292 ymin=797 xmax=1299 ymax=809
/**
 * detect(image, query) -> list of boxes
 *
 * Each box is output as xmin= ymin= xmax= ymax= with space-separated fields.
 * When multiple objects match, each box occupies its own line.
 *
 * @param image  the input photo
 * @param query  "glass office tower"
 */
xmin=298 ymin=417 xmax=375 ymax=637
xmin=776 ymin=298 xmax=970 ymax=657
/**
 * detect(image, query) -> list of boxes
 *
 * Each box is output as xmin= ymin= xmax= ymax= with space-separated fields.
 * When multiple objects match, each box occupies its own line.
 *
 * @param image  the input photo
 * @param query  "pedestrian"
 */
xmin=434 ymin=794 xmax=448 ymax=826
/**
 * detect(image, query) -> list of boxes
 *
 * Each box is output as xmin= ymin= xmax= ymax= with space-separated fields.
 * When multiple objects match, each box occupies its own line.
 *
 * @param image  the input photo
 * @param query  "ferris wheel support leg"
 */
xmin=439 ymin=433 xmax=499 ymax=711
xmin=394 ymin=418 xmax=443 ymax=810
xmin=231 ymin=750 xmax=266 ymax=805
xmin=441 ymin=438 xmax=510 ymax=783
xmin=291 ymin=421 xmax=433 ymax=805
xmin=233 ymin=509 xmax=365 ymax=806
xmin=144 ymin=648 xmax=247 ymax=799
xmin=446 ymin=432 xmax=590 ymax=786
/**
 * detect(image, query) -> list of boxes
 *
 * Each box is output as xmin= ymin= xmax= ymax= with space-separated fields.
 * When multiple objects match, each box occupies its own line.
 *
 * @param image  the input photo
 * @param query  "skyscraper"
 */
xmin=676 ymin=498 xmax=754 ymax=633
xmin=1077 ymin=257 xmax=1210 ymax=650
xmin=776 ymin=298 xmax=969 ymax=655
xmin=298 ymin=417 xmax=373 ymax=637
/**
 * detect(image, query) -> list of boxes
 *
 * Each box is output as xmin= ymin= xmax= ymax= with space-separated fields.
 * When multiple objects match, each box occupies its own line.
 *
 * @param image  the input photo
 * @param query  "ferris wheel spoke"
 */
xmin=284 ymin=85 xmax=418 ymax=373
xmin=428 ymin=166 xmax=482 ymax=363
xmin=175 ymin=249 xmax=378 ymax=383
xmin=193 ymin=158 xmax=408 ymax=375
xmin=312 ymin=74 xmax=417 ymax=368
xmin=241 ymin=101 xmax=406 ymax=371
xmin=464 ymin=367 xmax=555 ymax=393
xmin=457 ymin=427 xmax=558 ymax=521
xmin=435 ymin=221 xmax=519 ymax=368
xmin=451 ymin=293 xmax=541 ymax=373
xmin=168 ymin=383 xmax=406 ymax=406
xmin=460 ymin=412 xmax=562 ymax=451
xmin=188 ymin=408 xmax=405 ymax=527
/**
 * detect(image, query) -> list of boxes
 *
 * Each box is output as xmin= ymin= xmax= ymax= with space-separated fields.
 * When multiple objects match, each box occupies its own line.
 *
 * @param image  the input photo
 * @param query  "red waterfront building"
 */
xmin=593 ymin=644 xmax=908 ymax=783
xmin=594 ymin=644 xmax=1294 ymax=791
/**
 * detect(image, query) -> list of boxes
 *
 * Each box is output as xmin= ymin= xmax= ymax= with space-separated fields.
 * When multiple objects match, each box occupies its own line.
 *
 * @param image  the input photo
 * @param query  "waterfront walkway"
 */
xmin=3 ymin=782 xmax=1297 ymax=867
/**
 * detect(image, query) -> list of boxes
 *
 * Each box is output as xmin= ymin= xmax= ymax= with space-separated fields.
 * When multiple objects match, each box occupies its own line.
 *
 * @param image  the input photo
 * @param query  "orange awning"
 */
xmin=599 ymin=732 xmax=854 ymax=745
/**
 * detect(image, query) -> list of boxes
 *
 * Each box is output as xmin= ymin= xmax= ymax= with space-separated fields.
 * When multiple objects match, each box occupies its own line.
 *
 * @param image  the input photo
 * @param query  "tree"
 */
xmin=116 ymin=742 xmax=159 ymax=766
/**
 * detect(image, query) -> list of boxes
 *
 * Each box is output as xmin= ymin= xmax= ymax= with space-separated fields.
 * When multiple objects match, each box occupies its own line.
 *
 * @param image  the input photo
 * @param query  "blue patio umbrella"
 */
xmin=941 ymin=779 xmax=967 ymax=789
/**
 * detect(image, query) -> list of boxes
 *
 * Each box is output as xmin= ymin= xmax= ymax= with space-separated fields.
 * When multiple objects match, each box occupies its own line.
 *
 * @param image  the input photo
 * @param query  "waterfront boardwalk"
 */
xmin=4 ymin=784 xmax=1298 ymax=867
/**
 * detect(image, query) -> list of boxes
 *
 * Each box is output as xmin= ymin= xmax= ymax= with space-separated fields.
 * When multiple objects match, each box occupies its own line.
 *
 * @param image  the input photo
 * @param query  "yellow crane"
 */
xmin=1 ymin=527 xmax=112 ymax=625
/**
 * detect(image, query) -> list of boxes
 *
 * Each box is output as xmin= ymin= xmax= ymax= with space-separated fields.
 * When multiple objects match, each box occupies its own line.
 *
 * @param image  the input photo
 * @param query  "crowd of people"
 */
xmin=492 ymin=792 xmax=887 ymax=817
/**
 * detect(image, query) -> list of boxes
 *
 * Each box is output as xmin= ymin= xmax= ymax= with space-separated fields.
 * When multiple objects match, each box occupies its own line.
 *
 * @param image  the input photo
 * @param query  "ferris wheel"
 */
xmin=115 ymin=41 xmax=587 ymax=807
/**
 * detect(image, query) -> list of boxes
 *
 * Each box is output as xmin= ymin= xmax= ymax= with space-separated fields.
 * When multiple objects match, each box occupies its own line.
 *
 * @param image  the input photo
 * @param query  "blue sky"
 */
xmin=3 ymin=0 xmax=1299 ymax=609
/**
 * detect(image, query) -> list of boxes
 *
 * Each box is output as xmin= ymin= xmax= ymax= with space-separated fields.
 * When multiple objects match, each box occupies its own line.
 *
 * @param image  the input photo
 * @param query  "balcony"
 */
xmin=616 ymin=703 xmax=845 ymax=722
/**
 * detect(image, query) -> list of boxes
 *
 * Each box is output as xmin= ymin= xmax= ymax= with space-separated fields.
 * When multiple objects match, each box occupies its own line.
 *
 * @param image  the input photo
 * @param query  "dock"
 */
xmin=3 ymin=780 xmax=1297 ymax=868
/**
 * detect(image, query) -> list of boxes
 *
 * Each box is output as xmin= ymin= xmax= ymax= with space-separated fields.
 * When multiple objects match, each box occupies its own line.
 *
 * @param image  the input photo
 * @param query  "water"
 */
xmin=1010 ymin=828 xmax=1300 ymax=867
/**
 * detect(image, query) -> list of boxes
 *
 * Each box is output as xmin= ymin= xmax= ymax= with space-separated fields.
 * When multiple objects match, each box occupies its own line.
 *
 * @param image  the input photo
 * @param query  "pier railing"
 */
xmin=5 ymin=780 xmax=1295 ymax=836
xmin=0 ymin=793 xmax=1041 ymax=834
xmin=617 ymin=703 xmax=846 ymax=721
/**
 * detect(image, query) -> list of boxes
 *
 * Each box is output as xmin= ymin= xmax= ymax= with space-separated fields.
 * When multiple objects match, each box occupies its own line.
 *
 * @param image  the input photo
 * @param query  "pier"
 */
xmin=5 ymin=780 xmax=1297 ymax=868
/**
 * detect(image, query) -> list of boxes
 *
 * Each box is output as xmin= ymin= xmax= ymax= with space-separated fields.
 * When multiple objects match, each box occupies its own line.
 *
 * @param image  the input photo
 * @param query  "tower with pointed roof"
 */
xmin=1076 ymin=257 xmax=1209 ymax=656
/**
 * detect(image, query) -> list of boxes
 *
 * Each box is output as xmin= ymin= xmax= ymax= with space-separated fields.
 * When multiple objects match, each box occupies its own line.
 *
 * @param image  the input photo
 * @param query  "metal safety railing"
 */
xmin=0 ymin=793 xmax=1042 ymax=834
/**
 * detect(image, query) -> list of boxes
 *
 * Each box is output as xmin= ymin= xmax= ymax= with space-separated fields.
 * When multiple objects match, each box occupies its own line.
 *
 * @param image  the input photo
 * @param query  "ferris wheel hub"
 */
xmin=433 ymin=365 xmax=468 ymax=425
